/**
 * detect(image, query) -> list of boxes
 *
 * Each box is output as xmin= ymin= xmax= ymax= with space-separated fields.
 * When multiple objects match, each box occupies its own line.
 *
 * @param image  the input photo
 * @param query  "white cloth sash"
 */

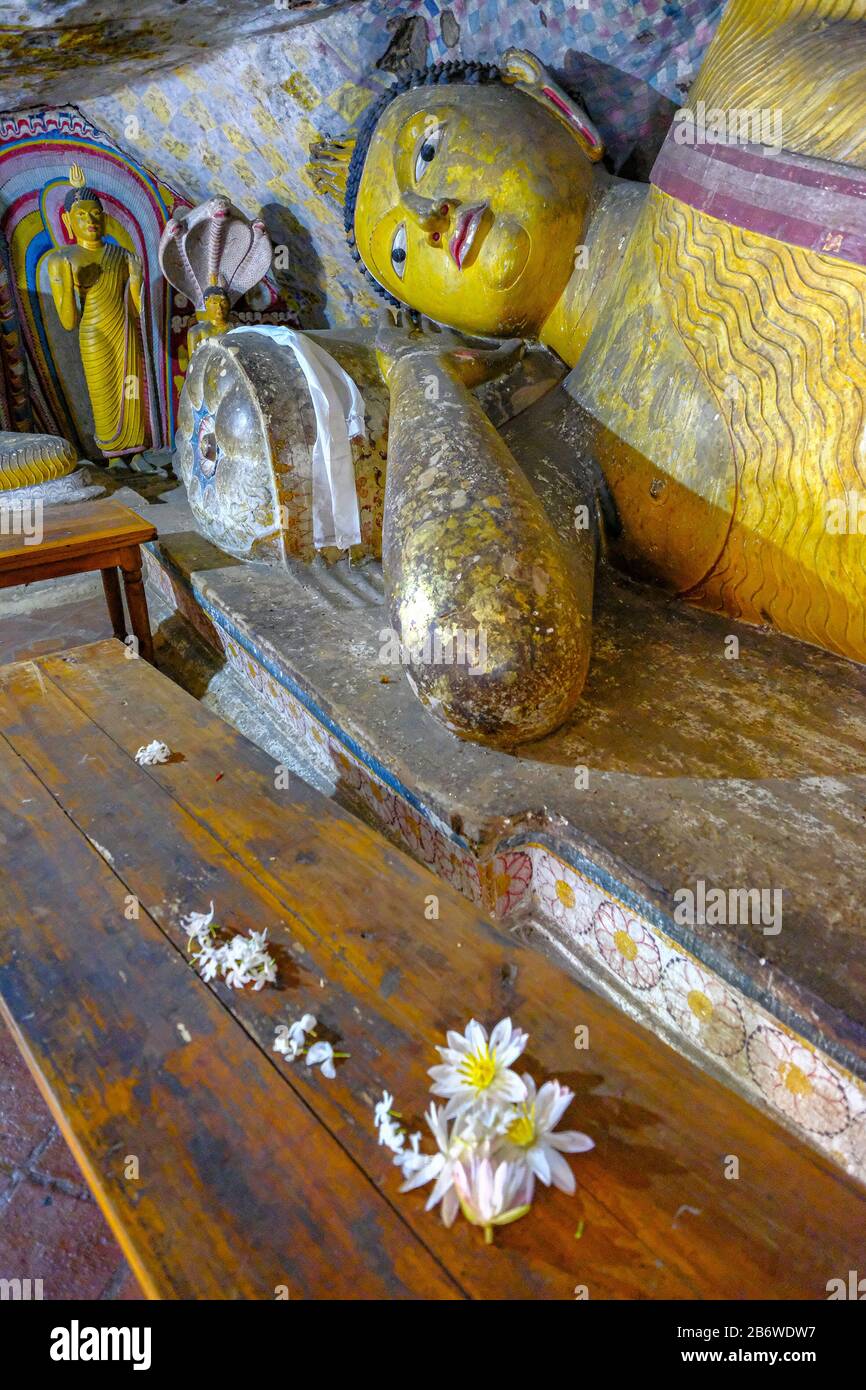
xmin=227 ymin=325 xmax=365 ymax=550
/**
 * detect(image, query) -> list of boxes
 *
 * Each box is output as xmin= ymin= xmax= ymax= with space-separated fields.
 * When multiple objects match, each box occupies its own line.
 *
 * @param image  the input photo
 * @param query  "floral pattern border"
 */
xmin=144 ymin=549 xmax=866 ymax=1184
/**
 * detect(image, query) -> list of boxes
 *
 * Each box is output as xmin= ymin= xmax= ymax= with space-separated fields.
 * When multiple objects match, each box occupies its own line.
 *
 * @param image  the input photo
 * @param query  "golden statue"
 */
xmin=47 ymin=165 xmax=147 ymax=457
xmin=309 ymin=0 xmax=866 ymax=748
xmin=186 ymin=285 xmax=232 ymax=355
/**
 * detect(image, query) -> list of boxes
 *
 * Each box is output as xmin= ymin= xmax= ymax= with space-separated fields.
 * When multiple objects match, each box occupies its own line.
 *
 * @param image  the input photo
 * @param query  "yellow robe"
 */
xmin=79 ymin=244 xmax=146 ymax=454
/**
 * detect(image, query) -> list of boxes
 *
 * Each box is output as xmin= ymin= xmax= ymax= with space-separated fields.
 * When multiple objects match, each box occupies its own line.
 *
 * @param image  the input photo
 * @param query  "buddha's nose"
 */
xmin=404 ymin=193 xmax=456 ymax=238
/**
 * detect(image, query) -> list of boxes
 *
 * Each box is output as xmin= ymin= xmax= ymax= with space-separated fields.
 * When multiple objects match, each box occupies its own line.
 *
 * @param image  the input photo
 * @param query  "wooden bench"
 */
xmin=0 ymin=638 xmax=863 ymax=1299
xmin=0 ymin=497 xmax=156 ymax=661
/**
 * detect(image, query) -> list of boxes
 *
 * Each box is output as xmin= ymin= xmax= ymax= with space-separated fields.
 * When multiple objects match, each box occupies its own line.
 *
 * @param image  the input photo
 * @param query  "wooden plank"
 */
xmin=0 ymin=723 xmax=461 ymax=1301
xmin=0 ymin=650 xmax=685 ymax=1299
xmin=5 ymin=641 xmax=866 ymax=1299
xmin=0 ymin=499 xmax=155 ymax=572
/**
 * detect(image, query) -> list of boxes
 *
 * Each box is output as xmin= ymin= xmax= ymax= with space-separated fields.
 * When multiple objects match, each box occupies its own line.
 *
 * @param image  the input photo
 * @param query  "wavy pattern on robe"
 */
xmin=651 ymin=186 xmax=866 ymax=664
xmin=691 ymin=0 xmax=866 ymax=169
xmin=77 ymin=244 xmax=146 ymax=452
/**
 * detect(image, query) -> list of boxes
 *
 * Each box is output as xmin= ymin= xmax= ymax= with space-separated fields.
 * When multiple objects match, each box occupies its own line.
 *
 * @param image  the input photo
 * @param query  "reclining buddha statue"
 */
xmin=292 ymin=0 xmax=863 ymax=748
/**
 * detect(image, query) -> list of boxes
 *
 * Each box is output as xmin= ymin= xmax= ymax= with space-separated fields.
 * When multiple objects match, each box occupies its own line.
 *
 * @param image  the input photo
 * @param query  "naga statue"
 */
xmin=158 ymin=197 xmax=273 ymax=361
xmin=300 ymin=0 xmax=866 ymax=749
xmin=47 ymin=164 xmax=148 ymax=457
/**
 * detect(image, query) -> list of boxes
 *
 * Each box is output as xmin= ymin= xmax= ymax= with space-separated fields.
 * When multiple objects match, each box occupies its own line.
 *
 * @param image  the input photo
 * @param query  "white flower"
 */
xmin=221 ymin=929 xmax=277 ymax=991
xmin=196 ymin=942 xmax=221 ymax=983
xmin=374 ymin=1090 xmax=397 ymax=1128
xmin=395 ymin=1132 xmax=427 ymax=1181
xmin=183 ymin=907 xmax=276 ymax=991
xmin=373 ymin=1090 xmax=407 ymax=1152
xmin=135 ymin=739 xmax=171 ymax=766
xmin=181 ymin=901 xmax=215 ymax=949
xmin=274 ymin=1013 xmax=317 ymax=1061
xmin=428 ymin=1017 xmax=528 ymax=1120
xmin=400 ymin=1103 xmax=479 ymax=1228
xmin=306 ymin=1040 xmax=337 ymax=1079
xmin=452 ymin=1156 xmax=533 ymax=1243
xmin=378 ymin=1117 xmax=405 ymax=1153
xmin=497 ymin=1075 xmax=594 ymax=1196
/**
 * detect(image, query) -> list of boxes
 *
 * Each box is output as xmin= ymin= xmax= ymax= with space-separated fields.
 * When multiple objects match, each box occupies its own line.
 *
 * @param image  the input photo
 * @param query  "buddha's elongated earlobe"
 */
xmin=502 ymin=48 xmax=604 ymax=163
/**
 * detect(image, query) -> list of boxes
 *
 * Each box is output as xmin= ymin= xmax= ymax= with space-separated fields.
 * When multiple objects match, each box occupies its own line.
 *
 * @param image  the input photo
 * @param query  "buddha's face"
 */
xmin=62 ymin=198 xmax=104 ymax=247
xmin=353 ymin=83 xmax=594 ymax=338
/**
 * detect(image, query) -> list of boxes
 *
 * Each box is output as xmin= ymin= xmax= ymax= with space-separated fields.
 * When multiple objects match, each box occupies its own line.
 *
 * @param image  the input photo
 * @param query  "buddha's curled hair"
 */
xmin=63 ymin=163 xmax=103 ymax=214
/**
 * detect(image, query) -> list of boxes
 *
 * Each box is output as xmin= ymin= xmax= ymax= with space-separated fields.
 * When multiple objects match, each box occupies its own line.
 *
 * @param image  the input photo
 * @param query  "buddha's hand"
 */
xmin=375 ymin=308 xmax=523 ymax=389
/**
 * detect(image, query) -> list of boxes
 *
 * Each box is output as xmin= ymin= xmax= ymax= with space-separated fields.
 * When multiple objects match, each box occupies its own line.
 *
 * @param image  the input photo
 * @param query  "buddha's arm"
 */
xmin=128 ymin=254 xmax=144 ymax=316
xmin=47 ymin=253 xmax=78 ymax=331
xmin=378 ymin=326 xmax=595 ymax=746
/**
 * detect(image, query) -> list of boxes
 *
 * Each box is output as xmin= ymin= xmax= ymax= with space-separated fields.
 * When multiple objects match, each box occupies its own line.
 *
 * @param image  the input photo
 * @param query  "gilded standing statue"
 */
xmin=47 ymin=165 xmax=148 ymax=456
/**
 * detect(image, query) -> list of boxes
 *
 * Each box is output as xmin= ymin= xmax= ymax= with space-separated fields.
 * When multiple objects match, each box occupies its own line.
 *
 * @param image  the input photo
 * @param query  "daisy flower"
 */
xmin=428 ymin=1017 xmax=528 ymax=1120
xmin=497 ymin=1075 xmax=594 ymax=1195
xmin=452 ymin=1156 xmax=533 ymax=1244
xmin=400 ymin=1103 xmax=481 ymax=1228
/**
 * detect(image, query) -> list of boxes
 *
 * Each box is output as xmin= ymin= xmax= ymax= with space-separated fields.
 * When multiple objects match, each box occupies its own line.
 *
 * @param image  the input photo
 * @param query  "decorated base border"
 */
xmin=143 ymin=546 xmax=866 ymax=1185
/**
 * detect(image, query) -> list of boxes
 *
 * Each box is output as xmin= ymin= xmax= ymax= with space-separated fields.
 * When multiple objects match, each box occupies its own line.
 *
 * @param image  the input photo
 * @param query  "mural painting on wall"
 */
xmin=0 ymin=107 xmax=297 ymax=460
xmin=77 ymin=0 xmax=725 ymax=334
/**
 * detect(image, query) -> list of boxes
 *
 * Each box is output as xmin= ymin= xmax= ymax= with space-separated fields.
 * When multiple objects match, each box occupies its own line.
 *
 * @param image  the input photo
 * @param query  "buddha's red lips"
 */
xmin=449 ymin=204 xmax=488 ymax=270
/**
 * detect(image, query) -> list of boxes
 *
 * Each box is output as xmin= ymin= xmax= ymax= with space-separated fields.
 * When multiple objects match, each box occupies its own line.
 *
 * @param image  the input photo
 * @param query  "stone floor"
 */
xmin=0 ymin=574 xmax=144 ymax=1299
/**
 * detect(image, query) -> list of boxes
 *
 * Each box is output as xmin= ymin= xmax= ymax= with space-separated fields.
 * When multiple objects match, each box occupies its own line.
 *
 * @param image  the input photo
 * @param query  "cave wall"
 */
xmin=75 ymin=0 xmax=725 ymax=328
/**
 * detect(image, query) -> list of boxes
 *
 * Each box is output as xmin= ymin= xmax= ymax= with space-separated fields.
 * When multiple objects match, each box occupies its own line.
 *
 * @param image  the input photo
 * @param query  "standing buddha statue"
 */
xmin=47 ymin=164 xmax=148 ymax=457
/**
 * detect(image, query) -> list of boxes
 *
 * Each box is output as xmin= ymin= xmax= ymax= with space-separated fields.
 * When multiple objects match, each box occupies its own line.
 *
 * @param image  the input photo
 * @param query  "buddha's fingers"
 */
xmin=382 ymin=353 xmax=594 ymax=748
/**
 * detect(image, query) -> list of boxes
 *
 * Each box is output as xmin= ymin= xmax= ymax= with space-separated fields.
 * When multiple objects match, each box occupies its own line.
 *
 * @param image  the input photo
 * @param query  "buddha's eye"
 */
xmin=390 ymin=223 xmax=407 ymax=279
xmin=414 ymin=124 xmax=442 ymax=183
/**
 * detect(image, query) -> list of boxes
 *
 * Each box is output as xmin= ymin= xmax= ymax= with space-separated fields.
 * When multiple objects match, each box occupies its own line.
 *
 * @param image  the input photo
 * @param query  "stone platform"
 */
xmin=136 ymin=486 xmax=866 ymax=1184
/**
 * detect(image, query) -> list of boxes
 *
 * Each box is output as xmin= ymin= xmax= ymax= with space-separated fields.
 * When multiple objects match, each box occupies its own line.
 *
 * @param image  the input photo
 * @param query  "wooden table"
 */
xmin=0 ymin=497 xmax=156 ymax=661
xmin=0 ymin=639 xmax=864 ymax=1300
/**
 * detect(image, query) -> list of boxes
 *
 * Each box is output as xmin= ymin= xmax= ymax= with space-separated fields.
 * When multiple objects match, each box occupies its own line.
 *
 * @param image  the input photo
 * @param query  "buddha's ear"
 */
xmin=60 ymin=209 xmax=73 ymax=239
xmin=502 ymin=48 xmax=604 ymax=163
